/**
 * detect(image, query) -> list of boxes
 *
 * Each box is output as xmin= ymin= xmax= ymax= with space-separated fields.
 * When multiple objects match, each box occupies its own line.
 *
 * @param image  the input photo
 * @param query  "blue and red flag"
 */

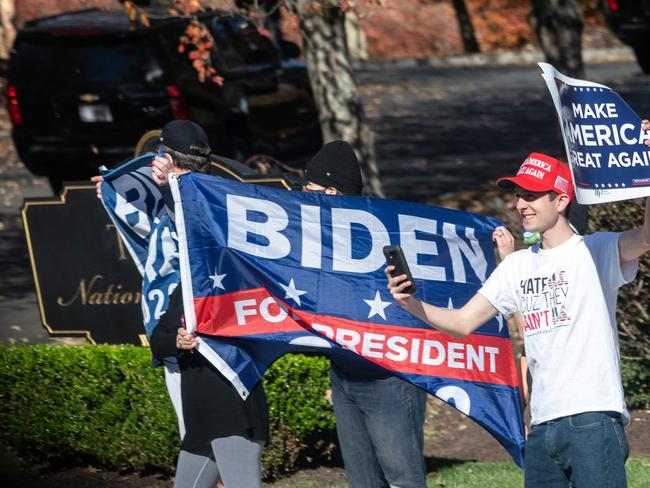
xmin=169 ymin=171 xmax=526 ymax=466
xmin=99 ymin=154 xmax=179 ymax=340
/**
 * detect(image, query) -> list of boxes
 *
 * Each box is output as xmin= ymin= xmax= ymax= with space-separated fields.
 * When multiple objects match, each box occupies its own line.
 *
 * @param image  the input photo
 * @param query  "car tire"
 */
xmin=633 ymin=45 xmax=650 ymax=74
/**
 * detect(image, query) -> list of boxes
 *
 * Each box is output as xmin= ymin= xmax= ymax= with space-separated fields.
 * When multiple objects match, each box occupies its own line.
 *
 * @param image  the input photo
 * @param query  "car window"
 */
xmin=12 ymin=36 xmax=163 ymax=85
xmin=209 ymin=19 xmax=247 ymax=69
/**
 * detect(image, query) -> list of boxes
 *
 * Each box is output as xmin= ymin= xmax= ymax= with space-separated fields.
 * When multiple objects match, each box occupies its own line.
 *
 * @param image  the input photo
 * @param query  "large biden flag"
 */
xmin=168 ymin=171 xmax=525 ymax=466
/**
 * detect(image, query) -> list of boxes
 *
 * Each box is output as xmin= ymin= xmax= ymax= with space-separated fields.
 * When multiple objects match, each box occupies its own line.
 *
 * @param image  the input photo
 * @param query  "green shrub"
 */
xmin=0 ymin=345 xmax=335 ymax=478
xmin=263 ymin=354 xmax=336 ymax=478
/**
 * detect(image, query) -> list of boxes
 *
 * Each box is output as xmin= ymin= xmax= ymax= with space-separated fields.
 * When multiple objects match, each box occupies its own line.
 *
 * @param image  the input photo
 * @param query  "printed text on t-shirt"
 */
xmin=519 ymin=271 xmax=572 ymax=336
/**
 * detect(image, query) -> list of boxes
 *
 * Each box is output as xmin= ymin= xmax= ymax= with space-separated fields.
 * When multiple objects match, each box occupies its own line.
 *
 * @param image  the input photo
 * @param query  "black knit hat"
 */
xmin=159 ymin=120 xmax=211 ymax=157
xmin=304 ymin=141 xmax=363 ymax=195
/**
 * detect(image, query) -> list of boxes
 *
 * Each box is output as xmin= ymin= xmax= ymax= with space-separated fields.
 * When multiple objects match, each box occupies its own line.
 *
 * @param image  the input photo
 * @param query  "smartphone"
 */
xmin=383 ymin=245 xmax=416 ymax=295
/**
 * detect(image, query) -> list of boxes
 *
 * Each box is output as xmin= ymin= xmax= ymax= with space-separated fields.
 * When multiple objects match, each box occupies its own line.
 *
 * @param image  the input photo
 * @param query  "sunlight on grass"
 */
xmin=427 ymin=458 xmax=650 ymax=488
xmin=626 ymin=459 xmax=650 ymax=488
xmin=272 ymin=458 xmax=650 ymax=488
xmin=427 ymin=461 xmax=522 ymax=487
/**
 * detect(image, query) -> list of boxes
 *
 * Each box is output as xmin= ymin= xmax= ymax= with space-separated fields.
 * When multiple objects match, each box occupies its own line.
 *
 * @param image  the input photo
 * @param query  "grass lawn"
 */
xmin=276 ymin=458 xmax=650 ymax=487
xmin=425 ymin=458 xmax=650 ymax=487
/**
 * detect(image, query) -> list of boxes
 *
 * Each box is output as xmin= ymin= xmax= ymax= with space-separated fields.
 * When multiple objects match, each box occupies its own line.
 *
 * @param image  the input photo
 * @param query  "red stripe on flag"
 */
xmin=194 ymin=290 xmax=519 ymax=387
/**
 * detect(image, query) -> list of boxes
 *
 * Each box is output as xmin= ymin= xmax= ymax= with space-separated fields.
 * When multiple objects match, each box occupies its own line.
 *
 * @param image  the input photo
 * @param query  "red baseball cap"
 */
xmin=497 ymin=153 xmax=575 ymax=201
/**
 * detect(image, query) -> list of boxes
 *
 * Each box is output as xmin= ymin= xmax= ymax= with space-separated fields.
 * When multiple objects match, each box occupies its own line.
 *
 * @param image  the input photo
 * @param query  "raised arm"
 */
xmin=90 ymin=175 xmax=104 ymax=199
xmin=385 ymin=266 xmax=499 ymax=338
xmin=618 ymin=196 xmax=650 ymax=263
xmin=89 ymin=153 xmax=176 ymax=200
xmin=619 ymin=119 xmax=650 ymax=262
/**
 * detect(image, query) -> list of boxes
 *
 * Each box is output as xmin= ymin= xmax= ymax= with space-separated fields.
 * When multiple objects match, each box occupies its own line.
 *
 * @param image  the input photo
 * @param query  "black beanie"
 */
xmin=159 ymin=120 xmax=211 ymax=157
xmin=304 ymin=140 xmax=363 ymax=195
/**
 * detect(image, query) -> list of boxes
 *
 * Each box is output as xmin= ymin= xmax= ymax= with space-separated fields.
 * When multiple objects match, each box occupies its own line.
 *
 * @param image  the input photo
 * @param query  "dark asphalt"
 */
xmin=361 ymin=61 xmax=650 ymax=201
xmin=1 ymin=60 xmax=649 ymax=343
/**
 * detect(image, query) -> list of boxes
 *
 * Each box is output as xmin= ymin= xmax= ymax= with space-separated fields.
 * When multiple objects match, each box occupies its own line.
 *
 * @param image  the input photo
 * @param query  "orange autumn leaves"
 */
xmin=123 ymin=0 xmax=150 ymax=27
xmin=178 ymin=19 xmax=224 ymax=85
xmin=123 ymin=0 xmax=222 ymax=85
xmin=123 ymin=0 xmax=389 ymax=85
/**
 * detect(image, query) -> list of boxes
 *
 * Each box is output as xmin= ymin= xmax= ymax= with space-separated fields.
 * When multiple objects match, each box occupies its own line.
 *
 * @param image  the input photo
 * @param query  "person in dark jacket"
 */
xmin=101 ymin=120 xmax=269 ymax=488
xmin=303 ymin=141 xmax=428 ymax=488
xmin=151 ymin=265 xmax=269 ymax=488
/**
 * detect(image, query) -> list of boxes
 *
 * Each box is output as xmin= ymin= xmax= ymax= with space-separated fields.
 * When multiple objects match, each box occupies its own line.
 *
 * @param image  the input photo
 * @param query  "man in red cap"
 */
xmin=386 ymin=152 xmax=650 ymax=487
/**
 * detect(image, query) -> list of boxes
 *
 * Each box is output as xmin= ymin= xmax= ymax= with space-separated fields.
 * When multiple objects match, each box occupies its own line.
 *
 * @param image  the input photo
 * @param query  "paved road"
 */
xmin=0 ymin=132 xmax=59 ymax=344
xmin=362 ymin=61 xmax=650 ymax=201
xmin=1 ymin=60 xmax=649 ymax=343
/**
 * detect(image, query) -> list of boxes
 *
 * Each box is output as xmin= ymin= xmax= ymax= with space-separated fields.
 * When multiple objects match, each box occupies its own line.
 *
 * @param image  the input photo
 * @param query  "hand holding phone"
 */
xmin=383 ymin=245 xmax=416 ymax=295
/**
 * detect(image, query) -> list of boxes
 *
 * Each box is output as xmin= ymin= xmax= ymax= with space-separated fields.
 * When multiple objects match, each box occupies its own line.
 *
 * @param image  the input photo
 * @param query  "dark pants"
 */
xmin=525 ymin=411 xmax=629 ymax=488
xmin=330 ymin=367 xmax=428 ymax=488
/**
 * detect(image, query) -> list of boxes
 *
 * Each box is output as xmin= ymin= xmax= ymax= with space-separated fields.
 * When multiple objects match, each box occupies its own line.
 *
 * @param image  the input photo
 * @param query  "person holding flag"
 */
xmin=91 ymin=120 xmax=216 ymax=439
xmin=95 ymin=120 xmax=270 ymax=488
xmin=96 ymin=121 xmax=528 ymax=474
xmin=387 ymin=152 xmax=650 ymax=487
xmin=147 ymin=121 xmax=269 ymax=488
xmin=151 ymin=283 xmax=269 ymax=488
xmin=303 ymin=140 xmax=428 ymax=488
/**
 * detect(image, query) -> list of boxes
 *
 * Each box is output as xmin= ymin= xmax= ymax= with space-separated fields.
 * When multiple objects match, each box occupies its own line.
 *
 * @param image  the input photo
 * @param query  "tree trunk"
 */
xmin=0 ymin=0 xmax=15 ymax=60
xmin=530 ymin=0 xmax=587 ymax=232
xmin=284 ymin=1 xmax=383 ymax=197
xmin=344 ymin=9 xmax=368 ymax=61
xmin=451 ymin=0 xmax=480 ymax=54
xmin=529 ymin=0 xmax=584 ymax=77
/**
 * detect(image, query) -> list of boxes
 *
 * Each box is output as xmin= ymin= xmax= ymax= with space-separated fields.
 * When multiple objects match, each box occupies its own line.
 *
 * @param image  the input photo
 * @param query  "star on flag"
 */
xmin=364 ymin=291 xmax=391 ymax=320
xmin=209 ymin=272 xmax=227 ymax=290
xmin=281 ymin=278 xmax=307 ymax=306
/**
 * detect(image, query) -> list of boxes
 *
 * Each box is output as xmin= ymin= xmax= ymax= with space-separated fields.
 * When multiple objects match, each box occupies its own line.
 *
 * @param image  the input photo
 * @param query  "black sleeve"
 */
xmin=149 ymin=286 xmax=183 ymax=359
xmin=160 ymin=185 xmax=175 ymax=220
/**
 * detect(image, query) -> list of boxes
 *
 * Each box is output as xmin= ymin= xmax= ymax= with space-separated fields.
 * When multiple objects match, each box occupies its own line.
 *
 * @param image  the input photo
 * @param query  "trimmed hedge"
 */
xmin=0 ymin=345 xmax=336 ymax=478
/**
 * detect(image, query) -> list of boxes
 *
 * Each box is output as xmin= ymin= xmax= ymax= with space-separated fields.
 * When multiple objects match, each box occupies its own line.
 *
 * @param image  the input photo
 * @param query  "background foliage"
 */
xmin=589 ymin=199 xmax=650 ymax=409
xmin=12 ymin=0 xmax=617 ymax=60
xmin=0 ymin=345 xmax=336 ymax=478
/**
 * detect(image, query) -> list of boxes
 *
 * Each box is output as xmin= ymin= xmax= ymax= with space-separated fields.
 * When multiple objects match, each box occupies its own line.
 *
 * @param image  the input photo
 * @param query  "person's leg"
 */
xmin=524 ymin=422 xmax=570 ymax=488
xmin=556 ymin=412 xmax=628 ymax=488
xmin=211 ymin=436 xmax=264 ymax=488
xmin=358 ymin=377 xmax=428 ymax=488
xmin=330 ymin=368 xmax=389 ymax=488
xmin=165 ymin=365 xmax=186 ymax=439
xmin=173 ymin=450 xmax=221 ymax=488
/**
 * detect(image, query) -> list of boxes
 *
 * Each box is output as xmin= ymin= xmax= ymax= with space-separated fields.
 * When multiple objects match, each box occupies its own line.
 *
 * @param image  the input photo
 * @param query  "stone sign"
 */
xmin=22 ymin=156 xmax=301 ymax=344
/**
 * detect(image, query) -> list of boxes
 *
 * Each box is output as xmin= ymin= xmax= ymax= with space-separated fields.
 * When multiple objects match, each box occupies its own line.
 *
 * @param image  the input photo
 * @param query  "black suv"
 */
xmin=7 ymin=8 xmax=322 ymax=190
xmin=603 ymin=0 xmax=650 ymax=73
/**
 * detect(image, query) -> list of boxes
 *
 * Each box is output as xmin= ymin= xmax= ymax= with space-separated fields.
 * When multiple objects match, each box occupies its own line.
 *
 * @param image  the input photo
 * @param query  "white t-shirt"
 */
xmin=479 ymin=232 xmax=638 ymax=426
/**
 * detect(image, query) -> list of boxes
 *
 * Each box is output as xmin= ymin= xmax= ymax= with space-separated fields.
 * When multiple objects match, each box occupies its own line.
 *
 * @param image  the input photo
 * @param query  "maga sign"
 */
xmin=540 ymin=62 xmax=650 ymax=204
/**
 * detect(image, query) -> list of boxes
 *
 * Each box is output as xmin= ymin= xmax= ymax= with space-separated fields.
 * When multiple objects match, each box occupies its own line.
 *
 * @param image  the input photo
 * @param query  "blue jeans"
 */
xmin=330 ymin=367 xmax=428 ymax=488
xmin=525 ymin=411 xmax=629 ymax=488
